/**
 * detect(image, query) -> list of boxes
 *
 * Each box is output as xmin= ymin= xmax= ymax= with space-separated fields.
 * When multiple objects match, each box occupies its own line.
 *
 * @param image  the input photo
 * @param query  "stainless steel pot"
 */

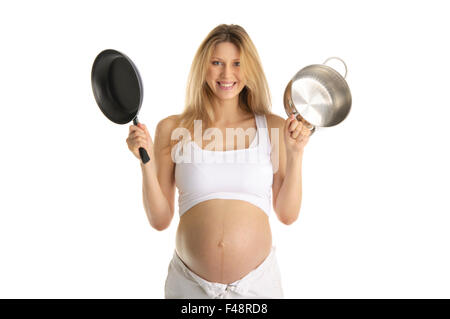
xmin=283 ymin=57 xmax=352 ymax=135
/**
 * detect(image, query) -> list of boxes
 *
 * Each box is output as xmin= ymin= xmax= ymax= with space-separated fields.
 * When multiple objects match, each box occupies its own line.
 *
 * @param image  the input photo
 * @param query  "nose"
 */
xmin=221 ymin=63 xmax=234 ymax=78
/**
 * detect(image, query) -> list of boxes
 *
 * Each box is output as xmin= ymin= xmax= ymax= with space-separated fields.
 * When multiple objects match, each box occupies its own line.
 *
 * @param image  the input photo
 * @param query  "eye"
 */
xmin=211 ymin=61 xmax=240 ymax=66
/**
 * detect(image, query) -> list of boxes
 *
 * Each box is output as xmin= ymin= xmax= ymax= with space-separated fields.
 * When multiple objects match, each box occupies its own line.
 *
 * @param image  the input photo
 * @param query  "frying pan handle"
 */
xmin=133 ymin=117 xmax=151 ymax=164
xmin=323 ymin=57 xmax=348 ymax=79
xmin=291 ymin=111 xmax=316 ymax=136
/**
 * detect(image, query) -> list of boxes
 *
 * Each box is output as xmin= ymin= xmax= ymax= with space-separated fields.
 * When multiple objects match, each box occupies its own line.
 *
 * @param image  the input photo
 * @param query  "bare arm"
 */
xmin=140 ymin=159 xmax=174 ymax=231
xmin=269 ymin=114 xmax=304 ymax=225
xmin=128 ymin=116 xmax=177 ymax=231
xmin=274 ymin=152 xmax=303 ymax=225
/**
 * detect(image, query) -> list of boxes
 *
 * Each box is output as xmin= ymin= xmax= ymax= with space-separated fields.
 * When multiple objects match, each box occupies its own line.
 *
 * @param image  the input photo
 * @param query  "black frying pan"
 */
xmin=91 ymin=49 xmax=150 ymax=164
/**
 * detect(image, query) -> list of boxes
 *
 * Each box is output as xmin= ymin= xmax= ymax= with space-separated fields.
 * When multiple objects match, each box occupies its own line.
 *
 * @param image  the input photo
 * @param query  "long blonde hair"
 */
xmin=171 ymin=24 xmax=272 ymax=147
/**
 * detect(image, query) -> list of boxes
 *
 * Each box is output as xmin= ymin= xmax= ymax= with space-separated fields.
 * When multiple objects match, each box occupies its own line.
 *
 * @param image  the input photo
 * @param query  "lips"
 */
xmin=217 ymin=81 xmax=236 ymax=90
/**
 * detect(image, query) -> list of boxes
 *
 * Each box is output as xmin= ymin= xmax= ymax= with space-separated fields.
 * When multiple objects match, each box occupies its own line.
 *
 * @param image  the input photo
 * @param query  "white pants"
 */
xmin=164 ymin=246 xmax=284 ymax=299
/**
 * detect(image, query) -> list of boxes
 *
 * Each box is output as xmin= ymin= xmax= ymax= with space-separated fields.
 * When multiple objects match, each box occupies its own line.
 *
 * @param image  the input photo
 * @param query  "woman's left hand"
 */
xmin=284 ymin=113 xmax=312 ymax=155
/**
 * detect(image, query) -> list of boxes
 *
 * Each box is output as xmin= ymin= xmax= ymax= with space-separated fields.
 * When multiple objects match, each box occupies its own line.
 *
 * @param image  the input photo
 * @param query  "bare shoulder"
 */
xmin=266 ymin=113 xmax=285 ymax=128
xmin=265 ymin=113 xmax=285 ymax=143
xmin=157 ymin=114 xmax=180 ymax=129
xmin=154 ymin=114 xmax=181 ymax=150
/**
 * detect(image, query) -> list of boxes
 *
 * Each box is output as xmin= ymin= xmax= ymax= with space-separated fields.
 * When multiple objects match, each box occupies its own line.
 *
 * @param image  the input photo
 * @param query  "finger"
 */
xmin=128 ymin=135 xmax=143 ymax=144
xmin=291 ymin=122 xmax=304 ymax=138
xmin=298 ymin=125 xmax=311 ymax=140
xmin=288 ymin=119 xmax=299 ymax=132
xmin=130 ymin=125 xmax=146 ymax=135
xmin=285 ymin=117 xmax=295 ymax=134
xmin=301 ymin=122 xmax=312 ymax=136
xmin=137 ymin=141 xmax=148 ymax=152
xmin=136 ymin=136 xmax=148 ymax=146
xmin=303 ymin=125 xmax=311 ymax=137
xmin=295 ymin=135 xmax=305 ymax=145
xmin=143 ymin=125 xmax=151 ymax=139
xmin=302 ymin=120 xmax=314 ymax=132
xmin=285 ymin=115 xmax=295 ymax=126
xmin=296 ymin=133 xmax=309 ymax=144
xmin=138 ymin=123 xmax=150 ymax=136
xmin=293 ymin=127 xmax=306 ymax=140
xmin=130 ymin=129 xmax=146 ymax=139
xmin=291 ymin=126 xmax=302 ymax=139
xmin=129 ymin=125 xmax=145 ymax=135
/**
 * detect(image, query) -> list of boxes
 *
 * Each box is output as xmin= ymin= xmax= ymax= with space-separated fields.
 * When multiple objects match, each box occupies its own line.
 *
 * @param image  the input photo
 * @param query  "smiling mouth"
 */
xmin=217 ymin=82 xmax=236 ymax=90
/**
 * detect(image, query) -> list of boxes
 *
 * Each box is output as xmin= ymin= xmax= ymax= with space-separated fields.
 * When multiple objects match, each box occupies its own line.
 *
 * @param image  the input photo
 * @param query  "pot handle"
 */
xmin=290 ymin=111 xmax=316 ymax=136
xmin=323 ymin=57 xmax=348 ymax=79
xmin=133 ymin=117 xmax=151 ymax=164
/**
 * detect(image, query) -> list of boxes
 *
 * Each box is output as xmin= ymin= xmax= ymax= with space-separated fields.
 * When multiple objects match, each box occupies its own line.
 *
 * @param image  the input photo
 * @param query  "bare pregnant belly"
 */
xmin=175 ymin=199 xmax=272 ymax=284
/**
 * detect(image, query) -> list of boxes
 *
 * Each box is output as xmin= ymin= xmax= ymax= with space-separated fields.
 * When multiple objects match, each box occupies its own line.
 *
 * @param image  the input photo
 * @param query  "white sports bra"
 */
xmin=173 ymin=114 xmax=273 ymax=217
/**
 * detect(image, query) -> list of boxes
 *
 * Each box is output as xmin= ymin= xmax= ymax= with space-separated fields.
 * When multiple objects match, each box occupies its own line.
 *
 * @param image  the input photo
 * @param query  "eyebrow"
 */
xmin=211 ymin=57 xmax=240 ymax=61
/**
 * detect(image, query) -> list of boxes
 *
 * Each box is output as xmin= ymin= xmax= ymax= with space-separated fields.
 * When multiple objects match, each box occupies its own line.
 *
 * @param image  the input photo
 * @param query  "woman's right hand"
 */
xmin=126 ymin=123 xmax=154 ymax=161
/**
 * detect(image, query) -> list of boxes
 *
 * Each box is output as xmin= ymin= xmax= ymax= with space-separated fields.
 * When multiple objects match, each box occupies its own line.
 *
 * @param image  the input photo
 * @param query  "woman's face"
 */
xmin=205 ymin=42 xmax=246 ymax=102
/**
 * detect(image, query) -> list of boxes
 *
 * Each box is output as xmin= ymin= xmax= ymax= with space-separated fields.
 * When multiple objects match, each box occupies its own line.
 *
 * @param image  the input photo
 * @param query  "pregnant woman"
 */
xmin=126 ymin=24 xmax=311 ymax=299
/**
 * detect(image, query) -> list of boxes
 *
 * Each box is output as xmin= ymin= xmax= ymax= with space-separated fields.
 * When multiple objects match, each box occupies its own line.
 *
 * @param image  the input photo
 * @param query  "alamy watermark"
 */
xmin=169 ymin=120 xmax=280 ymax=173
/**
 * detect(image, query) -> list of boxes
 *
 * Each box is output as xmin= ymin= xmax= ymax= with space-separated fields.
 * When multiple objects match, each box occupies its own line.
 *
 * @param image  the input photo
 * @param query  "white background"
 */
xmin=1 ymin=0 xmax=449 ymax=298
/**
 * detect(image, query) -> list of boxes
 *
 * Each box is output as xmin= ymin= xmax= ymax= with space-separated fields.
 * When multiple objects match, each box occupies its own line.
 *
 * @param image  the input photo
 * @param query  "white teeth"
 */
xmin=219 ymin=82 xmax=235 ymax=87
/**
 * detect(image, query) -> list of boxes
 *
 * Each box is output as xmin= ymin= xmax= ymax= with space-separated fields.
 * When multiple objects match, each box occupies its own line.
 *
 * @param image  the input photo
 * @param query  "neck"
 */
xmin=212 ymin=96 xmax=248 ymax=125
